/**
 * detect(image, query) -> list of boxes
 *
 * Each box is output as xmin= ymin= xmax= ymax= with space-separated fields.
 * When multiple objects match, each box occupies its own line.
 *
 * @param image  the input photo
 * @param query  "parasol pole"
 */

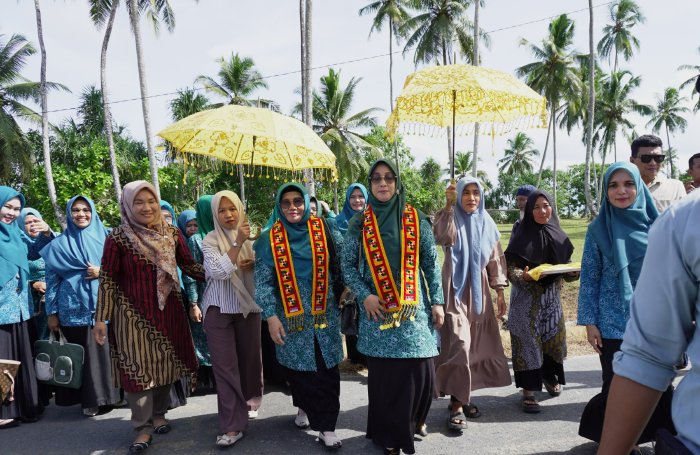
xmin=451 ymin=90 xmax=456 ymax=180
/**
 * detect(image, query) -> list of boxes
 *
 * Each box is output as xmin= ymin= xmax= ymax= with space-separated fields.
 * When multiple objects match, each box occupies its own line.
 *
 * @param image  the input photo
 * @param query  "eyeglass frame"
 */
xmin=369 ymin=174 xmax=397 ymax=184
xmin=280 ymin=197 xmax=305 ymax=210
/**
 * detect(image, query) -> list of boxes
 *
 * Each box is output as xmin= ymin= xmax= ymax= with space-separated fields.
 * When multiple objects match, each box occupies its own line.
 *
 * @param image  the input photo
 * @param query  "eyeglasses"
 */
xmin=280 ymin=198 xmax=305 ymax=210
xmin=369 ymin=174 xmax=397 ymax=184
xmin=639 ymin=154 xmax=665 ymax=164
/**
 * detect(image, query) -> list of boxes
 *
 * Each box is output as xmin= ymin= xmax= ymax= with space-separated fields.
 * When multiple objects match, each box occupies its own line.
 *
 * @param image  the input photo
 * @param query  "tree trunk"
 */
xmin=101 ymin=3 xmax=121 ymax=202
xmin=301 ymin=0 xmax=315 ymax=195
xmin=34 ymin=0 xmax=65 ymax=228
xmin=389 ymin=19 xmax=394 ymax=112
xmin=238 ymin=164 xmax=246 ymax=204
xmin=552 ymin=103 xmax=558 ymax=212
xmin=471 ymin=0 xmax=480 ymax=177
xmin=536 ymin=112 xmax=553 ymax=187
xmin=597 ymin=147 xmax=608 ymax=205
xmin=665 ymin=124 xmax=674 ymax=178
xmin=129 ymin=0 xmax=160 ymax=196
xmin=584 ymin=0 xmax=597 ymax=217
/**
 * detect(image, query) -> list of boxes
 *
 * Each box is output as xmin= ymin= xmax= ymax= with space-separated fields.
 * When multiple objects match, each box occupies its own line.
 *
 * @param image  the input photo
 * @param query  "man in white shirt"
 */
xmin=629 ymin=134 xmax=686 ymax=212
xmin=686 ymin=152 xmax=700 ymax=194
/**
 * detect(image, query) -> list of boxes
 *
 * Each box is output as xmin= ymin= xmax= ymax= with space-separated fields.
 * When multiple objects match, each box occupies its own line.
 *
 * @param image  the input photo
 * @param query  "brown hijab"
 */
xmin=120 ymin=180 xmax=179 ymax=310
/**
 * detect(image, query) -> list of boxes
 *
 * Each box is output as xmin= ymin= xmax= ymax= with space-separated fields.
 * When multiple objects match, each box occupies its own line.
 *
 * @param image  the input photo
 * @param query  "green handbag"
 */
xmin=34 ymin=329 xmax=85 ymax=389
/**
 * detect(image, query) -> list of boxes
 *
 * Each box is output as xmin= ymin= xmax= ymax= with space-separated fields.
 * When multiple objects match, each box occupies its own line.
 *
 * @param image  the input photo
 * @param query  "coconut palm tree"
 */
xmin=442 ymin=151 xmax=487 ymax=181
xmin=646 ymin=87 xmax=689 ymax=178
xmin=195 ymin=53 xmax=272 ymax=108
xmin=359 ymin=0 xmax=411 ymax=111
xmin=584 ymin=0 xmax=597 ymax=216
xmin=312 ymin=68 xmax=381 ymax=184
xmin=498 ymin=132 xmax=540 ymax=176
xmin=597 ymin=0 xmax=645 ymax=72
xmin=594 ymin=70 xmax=650 ymax=200
xmin=88 ymin=0 xmax=122 ymax=201
xmin=169 ymin=88 xmax=210 ymax=121
xmin=678 ymin=46 xmax=700 ymax=111
xmin=401 ymin=0 xmax=478 ymax=66
xmin=516 ymin=14 xmax=581 ymax=211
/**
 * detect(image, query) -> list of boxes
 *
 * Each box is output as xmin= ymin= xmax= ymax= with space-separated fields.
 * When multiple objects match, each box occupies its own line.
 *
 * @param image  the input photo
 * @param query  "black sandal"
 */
xmin=522 ymin=395 xmax=541 ymax=414
xmin=464 ymin=402 xmax=481 ymax=419
xmin=129 ymin=435 xmax=152 ymax=453
xmin=153 ymin=423 xmax=171 ymax=434
xmin=447 ymin=409 xmax=468 ymax=431
xmin=543 ymin=380 xmax=562 ymax=397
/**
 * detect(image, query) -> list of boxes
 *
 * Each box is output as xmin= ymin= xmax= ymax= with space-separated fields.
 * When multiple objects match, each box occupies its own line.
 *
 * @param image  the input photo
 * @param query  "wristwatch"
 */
xmin=232 ymin=241 xmax=240 ymax=248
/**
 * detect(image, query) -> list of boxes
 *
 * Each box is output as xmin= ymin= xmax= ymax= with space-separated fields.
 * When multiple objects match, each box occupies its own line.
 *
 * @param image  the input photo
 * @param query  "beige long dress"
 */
xmin=433 ymin=209 xmax=512 ymax=405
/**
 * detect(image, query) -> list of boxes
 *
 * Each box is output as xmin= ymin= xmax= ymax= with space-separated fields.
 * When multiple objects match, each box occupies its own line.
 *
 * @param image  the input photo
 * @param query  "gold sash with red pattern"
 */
xmin=270 ymin=216 xmax=329 ymax=331
xmin=362 ymin=204 xmax=420 ymax=330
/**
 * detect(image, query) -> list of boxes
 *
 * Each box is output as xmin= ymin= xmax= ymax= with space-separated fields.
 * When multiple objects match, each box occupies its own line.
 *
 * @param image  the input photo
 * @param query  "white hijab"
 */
xmin=203 ymin=191 xmax=258 ymax=316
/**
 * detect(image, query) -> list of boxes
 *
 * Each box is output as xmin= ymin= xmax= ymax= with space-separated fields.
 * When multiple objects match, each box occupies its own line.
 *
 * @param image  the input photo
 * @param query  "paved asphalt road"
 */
xmin=3 ymin=354 xmax=660 ymax=455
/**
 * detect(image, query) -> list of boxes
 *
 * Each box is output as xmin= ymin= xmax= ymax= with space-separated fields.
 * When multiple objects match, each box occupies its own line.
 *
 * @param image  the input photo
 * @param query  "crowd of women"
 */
xmin=0 ymin=155 xmax=684 ymax=454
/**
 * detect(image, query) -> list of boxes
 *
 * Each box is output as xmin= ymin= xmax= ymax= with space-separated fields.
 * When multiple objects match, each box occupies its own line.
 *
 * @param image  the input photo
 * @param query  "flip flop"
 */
xmin=447 ymin=410 xmax=468 ymax=431
xmin=543 ymin=380 xmax=562 ymax=397
xmin=464 ymin=402 xmax=481 ymax=419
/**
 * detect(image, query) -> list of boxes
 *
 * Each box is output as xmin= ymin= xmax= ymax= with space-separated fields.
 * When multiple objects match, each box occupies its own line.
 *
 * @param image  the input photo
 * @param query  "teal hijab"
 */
xmin=254 ymin=182 xmax=313 ymax=280
xmin=40 ymin=196 xmax=108 ymax=310
xmin=588 ymin=162 xmax=659 ymax=304
xmin=347 ymin=159 xmax=426 ymax=266
xmin=195 ymin=195 xmax=214 ymax=241
xmin=160 ymin=200 xmax=176 ymax=221
xmin=451 ymin=177 xmax=500 ymax=315
xmin=0 ymin=187 xmax=29 ymax=289
xmin=18 ymin=207 xmax=43 ymax=245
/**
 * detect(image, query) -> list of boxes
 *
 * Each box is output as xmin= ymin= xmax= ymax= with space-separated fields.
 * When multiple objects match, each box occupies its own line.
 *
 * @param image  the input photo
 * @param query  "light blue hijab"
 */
xmin=177 ymin=209 xmax=197 ymax=237
xmin=336 ymin=183 xmax=368 ymax=235
xmin=40 ymin=196 xmax=109 ymax=310
xmin=588 ymin=162 xmax=658 ymax=305
xmin=451 ymin=177 xmax=500 ymax=315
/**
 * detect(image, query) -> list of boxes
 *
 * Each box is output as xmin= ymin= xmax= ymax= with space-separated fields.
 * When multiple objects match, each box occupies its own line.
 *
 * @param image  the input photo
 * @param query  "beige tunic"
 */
xmin=432 ymin=208 xmax=512 ymax=404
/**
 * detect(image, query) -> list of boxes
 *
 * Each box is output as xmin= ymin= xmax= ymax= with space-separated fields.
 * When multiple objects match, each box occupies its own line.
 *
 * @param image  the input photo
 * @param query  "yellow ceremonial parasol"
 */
xmin=386 ymin=64 xmax=548 ymax=179
xmin=157 ymin=104 xmax=337 ymax=182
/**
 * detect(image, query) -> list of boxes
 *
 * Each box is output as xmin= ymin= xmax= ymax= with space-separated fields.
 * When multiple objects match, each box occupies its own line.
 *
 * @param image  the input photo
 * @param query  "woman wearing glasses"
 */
xmin=342 ymin=159 xmax=444 ymax=455
xmin=577 ymin=163 xmax=674 ymax=449
xmin=255 ymin=183 xmax=344 ymax=449
xmin=41 ymin=196 xmax=122 ymax=417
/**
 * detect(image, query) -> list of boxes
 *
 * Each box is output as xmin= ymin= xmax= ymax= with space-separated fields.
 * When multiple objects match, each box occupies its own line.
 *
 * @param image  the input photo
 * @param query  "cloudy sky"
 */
xmin=4 ymin=0 xmax=699 ymax=181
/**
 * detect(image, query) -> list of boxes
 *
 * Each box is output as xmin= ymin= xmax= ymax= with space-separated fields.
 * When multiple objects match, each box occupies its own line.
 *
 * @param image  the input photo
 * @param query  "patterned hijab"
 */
xmin=195 ymin=195 xmax=214 ymax=241
xmin=120 ymin=181 xmax=179 ymax=310
xmin=203 ymin=191 xmax=257 ymax=315
xmin=177 ymin=209 xmax=197 ymax=237
xmin=254 ymin=182 xmax=313 ymax=280
xmin=588 ymin=162 xmax=658 ymax=304
xmin=336 ymin=183 xmax=368 ymax=235
xmin=0 ymin=186 xmax=28 ymax=289
xmin=505 ymin=190 xmax=574 ymax=273
xmin=40 ymin=196 xmax=109 ymax=310
xmin=451 ymin=177 xmax=500 ymax=315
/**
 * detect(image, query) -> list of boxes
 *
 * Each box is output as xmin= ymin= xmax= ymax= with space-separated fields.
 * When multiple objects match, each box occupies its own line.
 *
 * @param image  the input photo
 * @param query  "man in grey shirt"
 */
xmin=630 ymin=134 xmax=686 ymax=212
xmin=598 ymin=192 xmax=700 ymax=454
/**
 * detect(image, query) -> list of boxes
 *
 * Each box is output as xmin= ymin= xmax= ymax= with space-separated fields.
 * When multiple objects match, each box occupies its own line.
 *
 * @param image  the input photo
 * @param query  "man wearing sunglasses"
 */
xmin=630 ymin=134 xmax=686 ymax=212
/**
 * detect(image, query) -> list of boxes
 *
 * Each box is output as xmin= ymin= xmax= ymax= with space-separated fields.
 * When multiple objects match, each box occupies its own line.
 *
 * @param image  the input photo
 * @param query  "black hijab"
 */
xmin=505 ymin=190 xmax=574 ymax=274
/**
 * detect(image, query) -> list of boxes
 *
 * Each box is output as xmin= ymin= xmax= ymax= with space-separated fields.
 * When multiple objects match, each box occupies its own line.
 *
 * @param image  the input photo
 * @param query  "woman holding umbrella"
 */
xmin=341 ymin=159 xmax=444 ymax=455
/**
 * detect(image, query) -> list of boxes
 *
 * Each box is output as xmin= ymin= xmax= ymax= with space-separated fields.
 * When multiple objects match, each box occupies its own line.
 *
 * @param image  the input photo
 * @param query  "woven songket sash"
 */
xmin=270 ymin=216 xmax=330 ymax=331
xmin=362 ymin=204 xmax=420 ymax=330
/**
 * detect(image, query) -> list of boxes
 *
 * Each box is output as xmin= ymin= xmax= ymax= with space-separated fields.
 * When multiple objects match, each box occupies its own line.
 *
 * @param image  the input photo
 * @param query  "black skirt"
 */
xmin=53 ymin=325 xmax=122 ymax=408
xmin=0 ymin=320 xmax=44 ymax=420
xmin=366 ymin=356 xmax=435 ymax=455
xmin=284 ymin=339 xmax=340 ymax=432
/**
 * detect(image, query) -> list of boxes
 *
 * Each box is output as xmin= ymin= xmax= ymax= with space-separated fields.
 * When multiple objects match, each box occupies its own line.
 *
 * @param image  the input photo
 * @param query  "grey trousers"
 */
xmin=127 ymin=384 xmax=171 ymax=435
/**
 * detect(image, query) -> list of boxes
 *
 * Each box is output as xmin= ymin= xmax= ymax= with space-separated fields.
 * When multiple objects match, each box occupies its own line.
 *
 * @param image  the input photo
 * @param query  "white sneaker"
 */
xmin=83 ymin=407 xmax=99 ymax=417
xmin=294 ymin=409 xmax=309 ymax=429
xmin=318 ymin=431 xmax=342 ymax=449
